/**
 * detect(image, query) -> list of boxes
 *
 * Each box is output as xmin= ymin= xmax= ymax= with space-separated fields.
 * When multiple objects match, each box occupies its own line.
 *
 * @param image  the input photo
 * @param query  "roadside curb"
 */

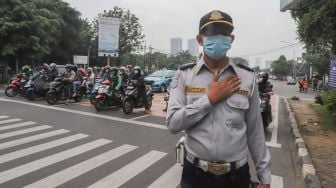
xmin=284 ymin=99 xmax=322 ymax=188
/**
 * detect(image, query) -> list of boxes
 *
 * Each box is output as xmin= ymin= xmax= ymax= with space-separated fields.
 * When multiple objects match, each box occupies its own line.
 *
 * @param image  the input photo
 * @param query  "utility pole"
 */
xmin=149 ymin=45 xmax=153 ymax=72
xmin=143 ymin=40 xmax=146 ymax=68
xmin=87 ymin=45 xmax=91 ymax=68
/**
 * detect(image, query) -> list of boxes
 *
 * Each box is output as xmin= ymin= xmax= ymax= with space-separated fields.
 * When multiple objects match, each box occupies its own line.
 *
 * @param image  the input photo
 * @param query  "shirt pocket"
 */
xmin=186 ymin=94 xmax=203 ymax=104
xmin=226 ymin=94 xmax=249 ymax=128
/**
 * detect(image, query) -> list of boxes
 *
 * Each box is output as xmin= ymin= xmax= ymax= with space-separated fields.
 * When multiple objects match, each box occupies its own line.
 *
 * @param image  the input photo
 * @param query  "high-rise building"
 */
xmin=187 ymin=39 xmax=199 ymax=56
xmin=170 ymin=38 xmax=182 ymax=55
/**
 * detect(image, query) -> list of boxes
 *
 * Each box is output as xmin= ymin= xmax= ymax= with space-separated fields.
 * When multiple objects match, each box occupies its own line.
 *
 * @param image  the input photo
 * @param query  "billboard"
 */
xmin=98 ymin=17 xmax=121 ymax=57
xmin=328 ymin=59 xmax=336 ymax=89
xmin=74 ymin=55 xmax=88 ymax=65
xmin=280 ymin=0 xmax=302 ymax=12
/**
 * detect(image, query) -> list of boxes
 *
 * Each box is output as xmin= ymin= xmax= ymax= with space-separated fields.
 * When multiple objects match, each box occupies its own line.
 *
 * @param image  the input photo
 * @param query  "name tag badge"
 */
xmin=235 ymin=89 xmax=250 ymax=96
xmin=185 ymin=87 xmax=206 ymax=93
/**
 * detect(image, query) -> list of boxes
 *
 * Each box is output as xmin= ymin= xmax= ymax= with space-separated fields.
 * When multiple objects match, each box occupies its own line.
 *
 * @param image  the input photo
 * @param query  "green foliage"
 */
xmin=271 ymin=55 xmax=293 ymax=77
xmin=167 ymin=51 xmax=197 ymax=69
xmin=322 ymin=91 xmax=336 ymax=114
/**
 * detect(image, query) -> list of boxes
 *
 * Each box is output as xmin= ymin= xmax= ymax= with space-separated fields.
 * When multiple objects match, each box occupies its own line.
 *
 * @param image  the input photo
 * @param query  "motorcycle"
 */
xmin=94 ymin=80 xmax=123 ymax=111
xmin=122 ymin=80 xmax=154 ymax=114
xmin=46 ymin=77 xmax=86 ymax=105
xmin=24 ymin=73 xmax=50 ymax=100
xmin=90 ymin=78 xmax=104 ymax=105
xmin=260 ymin=84 xmax=273 ymax=129
xmin=5 ymin=74 xmax=27 ymax=97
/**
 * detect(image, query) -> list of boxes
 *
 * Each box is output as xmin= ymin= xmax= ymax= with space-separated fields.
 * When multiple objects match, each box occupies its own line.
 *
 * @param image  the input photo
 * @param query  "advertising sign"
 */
xmin=74 ymin=55 xmax=88 ymax=65
xmin=98 ymin=17 xmax=121 ymax=57
xmin=328 ymin=59 xmax=336 ymax=89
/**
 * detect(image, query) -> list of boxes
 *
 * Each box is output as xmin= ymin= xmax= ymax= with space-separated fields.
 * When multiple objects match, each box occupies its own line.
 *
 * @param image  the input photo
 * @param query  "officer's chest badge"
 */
xmin=185 ymin=87 xmax=206 ymax=93
xmin=235 ymin=89 xmax=250 ymax=96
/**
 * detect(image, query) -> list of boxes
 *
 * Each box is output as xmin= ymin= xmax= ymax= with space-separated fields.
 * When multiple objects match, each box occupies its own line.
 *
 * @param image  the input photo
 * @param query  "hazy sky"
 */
xmin=64 ymin=0 xmax=305 ymax=66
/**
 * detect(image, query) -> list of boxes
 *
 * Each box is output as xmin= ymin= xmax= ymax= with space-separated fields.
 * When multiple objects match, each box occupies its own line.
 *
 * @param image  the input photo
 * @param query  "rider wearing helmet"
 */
xmin=102 ymin=66 xmax=111 ymax=80
xmin=21 ymin=65 xmax=31 ymax=80
xmin=85 ymin=67 xmax=95 ymax=92
xmin=63 ymin=64 xmax=76 ymax=97
xmin=49 ymin=63 xmax=58 ymax=81
xmin=110 ymin=67 xmax=122 ymax=92
xmin=119 ymin=66 xmax=128 ymax=86
xmin=129 ymin=66 xmax=148 ymax=110
xmin=258 ymin=72 xmax=272 ymax=97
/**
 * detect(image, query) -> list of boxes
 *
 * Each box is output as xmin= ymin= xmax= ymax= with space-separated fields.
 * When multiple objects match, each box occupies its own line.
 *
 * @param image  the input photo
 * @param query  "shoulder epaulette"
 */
xmin=236 ymin=63 xmax=254 ymax=72
xmin=178 ymin=63 xmax=196 ymax=70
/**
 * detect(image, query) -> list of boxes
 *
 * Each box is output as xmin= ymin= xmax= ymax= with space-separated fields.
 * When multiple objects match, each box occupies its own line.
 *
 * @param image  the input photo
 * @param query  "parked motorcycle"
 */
xmin=122 ymin=80 xmax=154 ymax=114
xmin=94 ymin=80 xmax=123 ymax=111
xmin=5 ymin=74 xmax=27 ymax=97
xmin=46 ymin=77 xmax=86 ymax=105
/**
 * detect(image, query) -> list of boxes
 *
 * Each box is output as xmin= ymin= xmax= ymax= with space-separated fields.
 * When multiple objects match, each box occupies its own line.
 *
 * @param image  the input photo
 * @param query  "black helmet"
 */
xmin=65 ymin=64 xmax=72 ymax=72
xmin=111 ymin=67 xmax=118 ymax=76
xmin=133 ymin=66 xmax=141 ymax=75
xmin=103 ymin=66 xmax=111 ymax=73
xmin=259 ymin=72 xmax=269 ymax=81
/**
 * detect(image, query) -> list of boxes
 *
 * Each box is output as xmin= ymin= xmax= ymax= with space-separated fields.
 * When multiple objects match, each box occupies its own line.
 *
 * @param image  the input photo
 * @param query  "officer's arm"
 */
xmin=166 ymin=71 xmax=212 ymax=134
xmin=245 ymin=80 xmax=271 ymax=184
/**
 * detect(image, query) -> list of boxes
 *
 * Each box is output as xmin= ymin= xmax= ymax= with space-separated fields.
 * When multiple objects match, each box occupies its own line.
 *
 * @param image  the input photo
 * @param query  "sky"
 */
xmin=64 ymin=0 xmax=305 ymax=67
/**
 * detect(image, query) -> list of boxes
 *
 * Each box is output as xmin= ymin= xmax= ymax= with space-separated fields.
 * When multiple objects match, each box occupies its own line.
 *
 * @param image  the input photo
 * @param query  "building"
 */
xmin=170 ymin=38 xmax=182 ymax=56
xmin=187 ymin=39 xmax=199 ymax=56
xmin=264 ymin=60 xmax=274 ymax=69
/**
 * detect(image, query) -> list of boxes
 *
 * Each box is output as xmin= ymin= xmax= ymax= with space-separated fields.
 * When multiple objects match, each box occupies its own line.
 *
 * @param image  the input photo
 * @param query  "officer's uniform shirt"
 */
xmin=166 ymin=58 xmax=271 ymax=184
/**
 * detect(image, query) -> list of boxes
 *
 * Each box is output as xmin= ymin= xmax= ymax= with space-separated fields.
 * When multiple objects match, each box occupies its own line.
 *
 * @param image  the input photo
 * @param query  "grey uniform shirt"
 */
xmin=166 ymin=58 xmax=271 ymax=184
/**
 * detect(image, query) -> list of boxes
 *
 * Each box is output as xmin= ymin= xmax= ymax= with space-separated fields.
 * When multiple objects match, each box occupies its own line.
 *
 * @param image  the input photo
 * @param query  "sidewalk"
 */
xmin=289 ymin=99 xmax=336 ymax=188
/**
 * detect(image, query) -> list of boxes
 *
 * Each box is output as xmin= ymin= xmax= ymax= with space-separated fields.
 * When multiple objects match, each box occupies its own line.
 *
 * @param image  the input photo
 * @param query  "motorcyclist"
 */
xmin=102 ymin=66 xmax=111 ymax=80
xmin=127 ymin=65 xmax=134 ymax=77
xmin=63 ymin=64 xmax=76 ymax=100
xmin=258 ymin=72 xmax=272 ymax=97
xmin=49 ymin=63 xmax=58 ymax=81
xmin=21 ymin=65 xmax=31 ymax=80
xmin=129 ymin=66 xmax=148 ymax=111
xmin=84 ymin=67 xmax=95 ymax=93
xmin=119 ymin=66 xmax=128 ymax=87
xmin=109 ymin=67 xmax=122 ymax=95
xmin=72 ymin=67 xmax=86 ymax=97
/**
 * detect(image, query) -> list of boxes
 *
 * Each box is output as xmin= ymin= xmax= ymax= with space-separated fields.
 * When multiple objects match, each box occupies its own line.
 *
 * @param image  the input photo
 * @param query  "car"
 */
xmin=144 ymin=70 xmax=176 ymax=92
xmin=287 ymin=78 xmax=296 ymax=85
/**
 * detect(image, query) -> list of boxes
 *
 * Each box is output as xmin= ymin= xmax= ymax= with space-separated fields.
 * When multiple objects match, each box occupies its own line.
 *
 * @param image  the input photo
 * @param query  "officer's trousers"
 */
xmin=180 ymin=158 xmax=251 ymax=188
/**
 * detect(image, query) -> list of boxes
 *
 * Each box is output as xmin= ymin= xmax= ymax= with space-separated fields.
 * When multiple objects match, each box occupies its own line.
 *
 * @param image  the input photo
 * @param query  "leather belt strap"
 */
xmin=186 ymin=152 xmax=248 ymax=176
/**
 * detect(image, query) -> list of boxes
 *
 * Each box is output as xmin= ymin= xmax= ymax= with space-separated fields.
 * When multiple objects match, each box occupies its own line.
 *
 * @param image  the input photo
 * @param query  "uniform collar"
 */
xmin=195 ymin=57 xmax=238 ymax=75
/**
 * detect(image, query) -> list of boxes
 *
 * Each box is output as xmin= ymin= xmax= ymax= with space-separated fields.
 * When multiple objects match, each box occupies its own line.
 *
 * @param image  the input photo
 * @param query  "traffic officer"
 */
xmin=166 ymin=10 xmax=271 ymax=188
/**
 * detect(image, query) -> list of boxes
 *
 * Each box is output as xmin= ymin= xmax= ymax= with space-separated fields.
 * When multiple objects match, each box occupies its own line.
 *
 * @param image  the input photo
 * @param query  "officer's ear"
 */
xmin=196 ymin=35 xmax=203 ymax=46
xmin=230 ymin=35 xmax=235 ymax=43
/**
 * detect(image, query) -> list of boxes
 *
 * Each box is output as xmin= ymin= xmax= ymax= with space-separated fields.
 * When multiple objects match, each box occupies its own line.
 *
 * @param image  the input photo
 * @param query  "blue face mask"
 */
xmin=203 ymin=35 xmax=232 ymax=60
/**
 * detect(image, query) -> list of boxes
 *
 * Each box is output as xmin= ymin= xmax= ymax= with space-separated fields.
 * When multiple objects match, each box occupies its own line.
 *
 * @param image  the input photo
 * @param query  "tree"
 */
xmin=271 ymin=55 xmax=293 ymax=79
xmin=0 ymin=0 xmax=62 ymax=67
xmin=168 ymin=51 xmax=197 ymax=69
xmin=91 ymin=7 xmax=145 ymax=66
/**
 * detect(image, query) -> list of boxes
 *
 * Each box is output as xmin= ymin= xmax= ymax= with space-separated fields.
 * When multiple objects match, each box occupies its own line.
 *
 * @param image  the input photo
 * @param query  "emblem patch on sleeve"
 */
xmin=170 ymin=77 xmax=178 ymax=89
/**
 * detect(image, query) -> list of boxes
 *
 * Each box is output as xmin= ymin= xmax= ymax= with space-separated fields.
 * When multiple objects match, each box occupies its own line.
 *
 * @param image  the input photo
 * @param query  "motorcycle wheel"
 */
xmin=94 ymin=98 xmax=106 ymax=111
xmin=90 ymin=95 xmax=96 ymax=105
xmin=123 ymin=98 xmax=133 ymax=114
xmin=73 ymin=95 xmax=82 ymax=103
xmin=26 ymin=91 xmax=36 ymax=100
xmin=145 ymin=96 xmax=152 ymax=110
xmin=46 ymin=92 xmax=58 ymax=105
xmin=5 ymin=87 xmax=18 ymax=97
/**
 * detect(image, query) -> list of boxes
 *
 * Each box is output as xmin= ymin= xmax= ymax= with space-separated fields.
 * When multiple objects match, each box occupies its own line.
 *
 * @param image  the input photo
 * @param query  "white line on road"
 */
xmin=130 ymin=115 xmax=150 ymax=120
xmin=267 ymin=95 xmax=282 ymax=148
xmin=0 ymin=139 xmax=111 ymax=184
xmin=0 ymin=98 xmax=167 ymax=130
xmin=0 ymin=125 xmax=51 ymax=140
xmin=148 ymin=164 xmax=183 ymax=188
xmin=271 ymin=175 xmax=284 ymax=188
xmin=266 ymin=142 xmax=281 ymax=148
xmin=0 ymin=134 xmax=89 ymax=164
xmin=0 ymin=121 xmax=36 ymax=131
xmin=88 ymin=150 xmax=167 ymax=188
xmin=0 ymin=129 xmax=70 ymax=150
xmin=0 ymin=118 xmax=21 ymax=125
xmin=0 ymin=115 xmax=9 ymax=119
xmin=25 ymin=144 xmax=137 ymax=188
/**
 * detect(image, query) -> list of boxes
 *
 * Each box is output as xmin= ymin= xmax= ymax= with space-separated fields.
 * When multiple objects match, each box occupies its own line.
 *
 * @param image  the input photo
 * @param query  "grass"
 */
xmin=309 ymin=103 xmax=336 ymax=132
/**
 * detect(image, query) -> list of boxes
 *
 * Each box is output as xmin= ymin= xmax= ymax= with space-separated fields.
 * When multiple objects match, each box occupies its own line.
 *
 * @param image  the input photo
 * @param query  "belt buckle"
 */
xmin=208 ymin=162 xmax=231 ymax=176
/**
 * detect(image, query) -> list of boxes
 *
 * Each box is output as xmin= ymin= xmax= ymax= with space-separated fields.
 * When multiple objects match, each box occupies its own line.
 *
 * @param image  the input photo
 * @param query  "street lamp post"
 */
xmin=281 ymin=41 xmax=296 ymax=78
xmin=87 ymin=45 xmax=92 ymax=68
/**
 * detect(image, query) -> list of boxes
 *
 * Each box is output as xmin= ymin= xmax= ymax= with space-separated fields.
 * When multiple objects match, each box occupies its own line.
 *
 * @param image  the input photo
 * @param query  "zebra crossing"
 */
xmin=0 ymin=115 xmax=182 ymax=188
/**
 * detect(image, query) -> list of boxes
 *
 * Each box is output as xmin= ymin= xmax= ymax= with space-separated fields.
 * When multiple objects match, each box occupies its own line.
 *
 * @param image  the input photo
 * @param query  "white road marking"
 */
xmin=267 ymin=95 xmax=282 ymax=148
xmin=0 ymin=115 xmax=9 ymax=119
xmin=0 ymin=129 xmax=70 ymax=150
xmin=0 ymin=134 xmax=88 ymax=164
xmin=271 ymin=175 xmax=284 ymax=188
xmin=0 ymin=118 xmax=21 ymax=125
xmin=25 ymin=144 xmax=137 ymax=188
xmin=0 ymin=125 xmax=51 ymax=140
xmin=130 ymin=115 xmax=150 ymax=120
xmin=0 ymin=121 xmax=36 ymax=131
xmin=88 ymin=150 xmax=167 ymax=188
xmin=148 ymin=163 xmax=182 ymax=188
xmin=0 ymin=98 xmax=167 ymax=130
xmin=266 ymin=142 xmax=281 ymax=148
xmin=0 ymin=139 xmax=111 ymax=184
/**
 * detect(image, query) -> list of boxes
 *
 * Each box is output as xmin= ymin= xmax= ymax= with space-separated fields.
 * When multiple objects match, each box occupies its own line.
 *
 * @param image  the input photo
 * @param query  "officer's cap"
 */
xmin=199 ymin=10 xmax=234 ymax=36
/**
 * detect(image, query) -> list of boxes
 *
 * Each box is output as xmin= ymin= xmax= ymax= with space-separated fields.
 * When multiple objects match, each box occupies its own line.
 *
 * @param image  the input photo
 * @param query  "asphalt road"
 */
xmin=0 ymin=88 xmax=303 ymax=188
xmin=270 ymin=79 xmax=317 ymax=100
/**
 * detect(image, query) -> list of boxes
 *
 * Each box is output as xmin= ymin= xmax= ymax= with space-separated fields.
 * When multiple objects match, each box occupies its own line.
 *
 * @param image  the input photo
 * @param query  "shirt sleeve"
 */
xmin=245 ymin=80 xmax=272 ymax=184
xmin=166 ymin=70 xmax=212 ymax=134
